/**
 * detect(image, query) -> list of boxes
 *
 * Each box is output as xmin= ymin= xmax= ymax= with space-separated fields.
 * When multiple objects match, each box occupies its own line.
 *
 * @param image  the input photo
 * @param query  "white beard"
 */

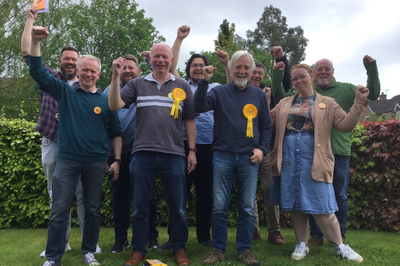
xmin=235 ymin=77 xmax=248 ymax=88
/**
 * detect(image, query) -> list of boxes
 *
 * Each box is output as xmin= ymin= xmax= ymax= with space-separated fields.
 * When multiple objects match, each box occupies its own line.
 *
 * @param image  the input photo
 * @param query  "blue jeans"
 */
xmin=130 ymin=151 xmax=188 ymax=257
xmin=109 ymin=153 xmax=158 ymax=241
xmin=212 ymin=151 xmax=259 ymax=254
xmin=41 ymin=137 xmax=85 ymax=242
xmin=45 ymin=158 xmax=107 ymax=261
xmin=309 ymin=155 xmax=350 ymax=239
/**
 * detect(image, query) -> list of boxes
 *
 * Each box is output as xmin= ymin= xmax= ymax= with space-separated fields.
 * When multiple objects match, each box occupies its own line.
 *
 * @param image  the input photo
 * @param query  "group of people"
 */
xmin=23 ymin=4 xmax=381 ymax=266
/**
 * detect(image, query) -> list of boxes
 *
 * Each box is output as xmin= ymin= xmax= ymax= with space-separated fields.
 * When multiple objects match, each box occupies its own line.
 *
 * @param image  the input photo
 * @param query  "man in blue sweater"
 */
xmin=28 ymin=26 xmax=122 ymax=266
xmin=195 ymin=51 xmax=272 ymax=266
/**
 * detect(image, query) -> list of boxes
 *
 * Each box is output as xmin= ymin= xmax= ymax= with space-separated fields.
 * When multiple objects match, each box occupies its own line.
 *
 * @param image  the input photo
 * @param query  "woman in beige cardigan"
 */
xmin=268 ymin=63 xmax=369 ymax=262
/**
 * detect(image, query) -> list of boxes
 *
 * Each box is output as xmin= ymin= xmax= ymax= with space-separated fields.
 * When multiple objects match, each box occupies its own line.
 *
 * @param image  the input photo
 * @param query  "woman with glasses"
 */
xmin=268 ymin=63 xmax=368 ymax=262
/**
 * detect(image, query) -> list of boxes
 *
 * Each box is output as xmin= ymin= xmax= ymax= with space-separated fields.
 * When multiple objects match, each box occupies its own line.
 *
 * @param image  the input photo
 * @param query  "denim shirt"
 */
xmin=182 ymin=80 xmax=219 ymax=144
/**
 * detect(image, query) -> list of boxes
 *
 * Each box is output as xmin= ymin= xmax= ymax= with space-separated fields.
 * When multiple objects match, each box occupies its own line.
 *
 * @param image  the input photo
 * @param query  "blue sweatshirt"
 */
xmin=29 ymin=55 xmax=122 ymax=162
xmin=194 ymin=79 xmax=272 ymax=155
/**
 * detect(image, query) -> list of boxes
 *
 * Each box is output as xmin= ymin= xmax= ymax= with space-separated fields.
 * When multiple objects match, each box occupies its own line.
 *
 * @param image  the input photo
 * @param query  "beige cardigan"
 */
xmin=269 ymin=92 xmax=370 ymax=183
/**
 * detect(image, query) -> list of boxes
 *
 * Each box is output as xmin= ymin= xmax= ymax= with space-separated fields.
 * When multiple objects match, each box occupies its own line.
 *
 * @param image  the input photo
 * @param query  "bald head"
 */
xmin=314 ymin=58 xmax=335 ymax=88
xmin=149 ymin=43 xmax=174 ymax=77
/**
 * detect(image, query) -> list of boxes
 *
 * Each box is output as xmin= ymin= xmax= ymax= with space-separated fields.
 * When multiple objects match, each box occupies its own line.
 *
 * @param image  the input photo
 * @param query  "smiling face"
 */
xmin=291 ymin=66 xmax=314 ymax=98
xmin=59 ymin=50 xmax=79 ymax=80
xmin=189 ymin=57 xmax=206 ymax=84
xmin=314 ymin=59 xmax=334 ymax=88
xmin=149 ymin=43 xmax=174 ymax=77
xmin=77 ymin=58 xmax=101 ymax=92
xmin=120 ymin=59 xmax=141 ymax=86
xmin=250 ymin=66 xmax=265 ymax=87
xmin=230 ymin=54 xmax=252 ymax=90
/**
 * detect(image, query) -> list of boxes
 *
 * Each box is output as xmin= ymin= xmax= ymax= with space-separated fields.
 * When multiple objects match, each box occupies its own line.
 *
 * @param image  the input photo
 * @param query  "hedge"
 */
xmin=1 ymin=110 xmax=399 ymax=231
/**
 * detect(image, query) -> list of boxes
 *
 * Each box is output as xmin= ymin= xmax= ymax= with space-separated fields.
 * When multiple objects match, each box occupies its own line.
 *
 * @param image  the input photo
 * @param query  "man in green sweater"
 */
xmin=29 ymin=26 xmax=122 ymax=266
xmin=271 ymin=52 xmax=380 ymax=247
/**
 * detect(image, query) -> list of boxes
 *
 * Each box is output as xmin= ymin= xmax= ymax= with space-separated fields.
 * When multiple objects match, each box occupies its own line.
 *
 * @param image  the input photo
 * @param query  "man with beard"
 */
xmin=271 ymin=53 xmax=380 ymax=247
xmin=21 ymin=5 xmax=101 ymax=256
xmin=249 ymin=46 xmax=291 ymax=245
xmin=195 ymin=51 xmax=272 ymax=266
xmin=109 ymin=43 xmax=197 ymax=266
xmin=104 ymin=54 xmax=160 ymax=253
xmin=158 ymin=26 xmax=232 ymax=251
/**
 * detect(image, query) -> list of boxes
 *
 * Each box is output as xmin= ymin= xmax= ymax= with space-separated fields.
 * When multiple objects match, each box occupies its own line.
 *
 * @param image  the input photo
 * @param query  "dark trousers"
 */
xmin=109 ymin=153 xmax=158 ymax=242
xmin=184 ymin=141 xmax=213 ymax=243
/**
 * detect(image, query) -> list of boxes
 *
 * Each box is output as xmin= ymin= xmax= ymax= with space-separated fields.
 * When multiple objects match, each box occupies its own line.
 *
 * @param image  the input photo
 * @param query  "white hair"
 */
xmin=228 ymin=51 xmax=255 ymax=71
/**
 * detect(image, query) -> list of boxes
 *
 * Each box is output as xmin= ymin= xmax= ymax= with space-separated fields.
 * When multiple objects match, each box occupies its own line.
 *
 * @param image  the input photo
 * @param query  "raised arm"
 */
xmin=109 ymin=57 xmax=128 ymax=111
xmin=194 ymin=66 xmax=217 ymax=113
xmin=271 ymin=62 xmax=295 ymax=103
xmin=271 ymin=46 xmax=291 ymax=92
xmin=215 ymin=50 xmax=231 ymax=84
xmin=170 ymin=25 xmax=190 ymax=76
xmin=363 ymin=55 xmax=381 ymax=101
xmin=21 ymin=5 xmax=37 ymax=56
xmin=30 ymin=26 xmax=49 ymax=57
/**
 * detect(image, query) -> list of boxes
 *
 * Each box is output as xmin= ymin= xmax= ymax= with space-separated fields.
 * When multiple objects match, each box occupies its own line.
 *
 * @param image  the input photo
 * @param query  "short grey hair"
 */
xmin=77 ymin=55 xmax=102 ymax=72
xmin=228 ymin=51 xmax=255 ymax=71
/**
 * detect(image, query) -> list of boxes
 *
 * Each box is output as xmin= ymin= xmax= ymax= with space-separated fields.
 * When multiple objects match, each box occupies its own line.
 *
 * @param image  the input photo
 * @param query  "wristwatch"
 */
xmin=188 ymin=148 xmax=197 ymax=153
xmin=115 ymin=159 xmax=121 ymax=163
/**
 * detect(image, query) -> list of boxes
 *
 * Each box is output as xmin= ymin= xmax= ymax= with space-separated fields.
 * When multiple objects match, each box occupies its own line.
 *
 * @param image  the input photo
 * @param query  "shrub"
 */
xmin=349 ymin=120 xmax=400 ymax=231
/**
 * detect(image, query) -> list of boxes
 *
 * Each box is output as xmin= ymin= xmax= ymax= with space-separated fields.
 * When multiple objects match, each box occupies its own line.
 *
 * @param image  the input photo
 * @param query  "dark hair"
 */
xmin=255 ymin=61 xmax=266 ymax=72
xmin=60 ymin=46 xmax=79 ymax=58
xmin=185 ymin=54 xmax=210 ymax=79
xmin=123 ymin=54 xmax=139 ymax=65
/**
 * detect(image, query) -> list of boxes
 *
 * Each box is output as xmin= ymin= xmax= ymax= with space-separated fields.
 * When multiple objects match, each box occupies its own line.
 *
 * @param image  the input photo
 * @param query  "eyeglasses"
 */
xmin=290 ymin=73 xmax=311 ymax=83
xmin=191 ymin=63 xmax=205 ymax=68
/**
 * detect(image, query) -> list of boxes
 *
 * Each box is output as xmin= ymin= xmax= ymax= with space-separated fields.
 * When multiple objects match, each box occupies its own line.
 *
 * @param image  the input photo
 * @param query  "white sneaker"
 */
xmin=42 ymin=261 xmax=62 ymax=266
xmin=95 ymin=244 xmax=102 ymax=254
xmin=40 ymin=243 xmax=71 ymax=257
xmin=337 ymin=244 xmax=363 ymax=262
xmin=291 ymin=242 xmax=309 ymax=260
xmin=83 ymin=252 xmax=100 ymax=265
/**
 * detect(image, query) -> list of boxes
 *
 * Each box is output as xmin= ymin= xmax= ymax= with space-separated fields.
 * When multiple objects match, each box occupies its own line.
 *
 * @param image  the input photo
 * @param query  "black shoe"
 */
xmin=158 ymin=241 xmax=173 ymax=251
xmin=147 ymin=236 xmax=160 ymax=250
xmin=201 ymin=239 xmax=213 ymax=247
xmin=111 ymin=239 xmax=129 ymax=254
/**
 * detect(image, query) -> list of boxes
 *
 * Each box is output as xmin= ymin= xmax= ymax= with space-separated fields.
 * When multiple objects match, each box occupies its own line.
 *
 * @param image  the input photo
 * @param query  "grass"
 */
xmin=0 ymin=227 xmax=399 ymax=266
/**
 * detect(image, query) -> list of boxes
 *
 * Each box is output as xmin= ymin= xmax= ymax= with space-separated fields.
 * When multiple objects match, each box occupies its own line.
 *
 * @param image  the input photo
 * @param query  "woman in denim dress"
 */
xmin=268 ymin=63 xmax=369 ymax=262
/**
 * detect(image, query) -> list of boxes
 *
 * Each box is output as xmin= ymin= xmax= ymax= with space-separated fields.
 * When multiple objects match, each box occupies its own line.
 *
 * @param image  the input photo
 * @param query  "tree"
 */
xmin=0 ymin=0 xmax=75 ymax=121
xmin=246 ymin=5 xmax=308 ymax=66
xmin=68 ymin=0 xmax=165 ymax=90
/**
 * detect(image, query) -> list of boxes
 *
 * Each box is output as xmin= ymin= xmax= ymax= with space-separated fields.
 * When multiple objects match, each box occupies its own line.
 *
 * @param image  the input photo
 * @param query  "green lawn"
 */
xmin=0 ymin=227 xmax=398 ymax=266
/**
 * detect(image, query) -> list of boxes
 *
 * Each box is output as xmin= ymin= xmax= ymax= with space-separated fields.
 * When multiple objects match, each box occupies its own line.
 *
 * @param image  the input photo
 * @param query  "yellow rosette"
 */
xmin=243 ymin=104 xmax=257 ymax=138
xmin=170 ymin=88 xmax=186 ymax=119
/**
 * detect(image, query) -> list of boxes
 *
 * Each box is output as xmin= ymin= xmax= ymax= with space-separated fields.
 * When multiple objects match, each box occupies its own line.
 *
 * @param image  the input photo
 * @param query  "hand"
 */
xmin=216 ymin=50 xmax=229 ymax=66
xmin=177 ymin=25 xmax=190 ymax=39
xmin=108 ymin=162 xmax=120 ymax=182
xmin=363 ymin=55 xmax=375 ymax=64
xmin=27 ymin=5 xmax=37 ymax=19
xmin=263 ymin=86 xmax=271 ymax=105
xmin=187 ymin=152 xmax=197 ymax=174
xmin=355 ymin=85 xmax=369 ymax=99
xmin=270 ymin=46 xmax=284 ymax=59
xmin=249 ymin=149 xmax=263 ymax=165
xmin=55 ymin=113 xmax=59 ymax=121
xmin=274 ymin=61 xmax=285 ymax=70
xmin=112 ymin=57 xmax=125 ymax=76
xmin=141 ymin=51 xmax=150 ymax=60
xmin=202 ymin=66 xmax=217 ymax=81
xmin=31 ymin=26 xmax=49 ymax=41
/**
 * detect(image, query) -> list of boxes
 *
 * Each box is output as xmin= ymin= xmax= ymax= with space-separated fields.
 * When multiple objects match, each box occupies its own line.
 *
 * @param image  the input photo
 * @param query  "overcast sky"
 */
xmin=135 ymin=0 xmax=400 ymax=99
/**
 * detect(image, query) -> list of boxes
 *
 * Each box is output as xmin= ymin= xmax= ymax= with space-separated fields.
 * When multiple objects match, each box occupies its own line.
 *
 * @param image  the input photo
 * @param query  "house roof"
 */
xmin=369 ymin=94 xmax=400 ymax=114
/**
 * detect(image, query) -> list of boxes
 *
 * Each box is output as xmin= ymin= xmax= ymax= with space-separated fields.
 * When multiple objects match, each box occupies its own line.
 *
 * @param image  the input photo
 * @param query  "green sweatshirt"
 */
xmin=272 ymin=61 xmax=380 ymax=156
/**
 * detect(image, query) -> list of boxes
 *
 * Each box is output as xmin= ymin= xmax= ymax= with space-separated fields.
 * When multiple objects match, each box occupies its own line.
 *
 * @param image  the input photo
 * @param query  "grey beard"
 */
xmin=235 ymin=77 xmax=248 ymax=88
